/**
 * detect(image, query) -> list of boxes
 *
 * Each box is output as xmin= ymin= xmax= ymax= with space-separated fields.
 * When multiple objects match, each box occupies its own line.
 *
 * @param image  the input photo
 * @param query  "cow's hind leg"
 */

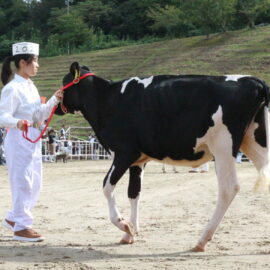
xmin=193 ymin=139 xmax=240 ymax=252
xmin=120 ymin=164 xmax=145 ymax=244
xmin=241 ymin=108 xmax=270 ymax=192
xmin=103 ymin=152 xmax=140 ymax=239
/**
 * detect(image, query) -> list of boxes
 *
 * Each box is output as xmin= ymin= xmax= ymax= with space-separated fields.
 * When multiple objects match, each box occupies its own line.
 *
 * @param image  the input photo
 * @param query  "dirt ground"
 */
xmin=0 ymin=160 xmax=269 ymax=270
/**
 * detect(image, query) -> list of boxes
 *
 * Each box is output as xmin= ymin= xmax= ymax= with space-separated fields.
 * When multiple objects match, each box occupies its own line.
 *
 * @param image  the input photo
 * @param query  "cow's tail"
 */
xmin=253 ymin=79 xmax=270 ymax=192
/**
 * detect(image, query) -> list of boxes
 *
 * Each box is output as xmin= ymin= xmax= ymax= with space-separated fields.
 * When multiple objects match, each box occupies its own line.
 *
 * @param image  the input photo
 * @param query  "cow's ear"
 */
xmin=70 ymin=62 xmax=80 ymax=75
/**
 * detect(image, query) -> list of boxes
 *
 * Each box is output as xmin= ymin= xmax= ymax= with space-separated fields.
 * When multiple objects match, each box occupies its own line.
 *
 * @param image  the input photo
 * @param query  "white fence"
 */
xmin=42 ymin=139 xmax=112 ymax=162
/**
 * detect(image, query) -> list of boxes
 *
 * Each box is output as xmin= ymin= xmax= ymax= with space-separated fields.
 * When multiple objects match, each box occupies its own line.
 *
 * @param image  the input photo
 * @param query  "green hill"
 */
xmin=2 ymin=26 xmax=270 ymax=137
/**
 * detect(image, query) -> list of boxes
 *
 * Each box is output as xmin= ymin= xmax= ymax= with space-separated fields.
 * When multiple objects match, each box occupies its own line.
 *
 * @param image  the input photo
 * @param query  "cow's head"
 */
xmin=54 ymin=62 xmax=93 ymax=115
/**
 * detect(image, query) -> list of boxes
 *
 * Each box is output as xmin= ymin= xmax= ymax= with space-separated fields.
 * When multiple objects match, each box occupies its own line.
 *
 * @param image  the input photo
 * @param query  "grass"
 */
xmin=1 ymin=26 xmax=270 ymax=137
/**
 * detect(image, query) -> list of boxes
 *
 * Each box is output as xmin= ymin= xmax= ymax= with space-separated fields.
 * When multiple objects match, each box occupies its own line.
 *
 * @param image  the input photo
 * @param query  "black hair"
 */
xmin=1 ymin=54 xmax=36 ymax=85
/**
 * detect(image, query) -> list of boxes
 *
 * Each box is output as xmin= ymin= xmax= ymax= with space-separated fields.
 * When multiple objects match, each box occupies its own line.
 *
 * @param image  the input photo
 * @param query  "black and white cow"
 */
xmin=55 ymin=62 xmax=270 ymax=251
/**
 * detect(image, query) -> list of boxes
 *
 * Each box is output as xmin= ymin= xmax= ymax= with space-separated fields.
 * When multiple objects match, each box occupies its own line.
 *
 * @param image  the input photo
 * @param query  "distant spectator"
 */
xmin=189 ymin=163 xmax=209 ymax=173
xmin=47 ymin=129 xmax=56 ymax=162
xmin=60 ymin=125 xmax=66 ymax=139
xmin=90 ymin=135 xmax=98 ymax=160
xmin=236 ymin=151 xmax=243 ymax=164
xmin=0 ymin=128 xmax=4 ymax=145
xmin=67 ymin=140 xmax=72 ymax=154
xmin=162 ymin=164 xmax=178 ymax=173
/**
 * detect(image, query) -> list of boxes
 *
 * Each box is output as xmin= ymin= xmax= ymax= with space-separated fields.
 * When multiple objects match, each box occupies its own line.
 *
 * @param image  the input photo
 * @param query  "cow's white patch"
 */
xmin=103 ymin=165 xmax=123 ymax=225
xmin=225 ymin=75 xmax=250 ymax=82
xmin=195 ymin=106 xmax=231 ymax=145
xmin=135 ymin=106 xmax=235 ymax=168
xmin=107 ymin=165 xmax=115 ymax=184
xmin=120 ymin=76 xmax=153 ymax=94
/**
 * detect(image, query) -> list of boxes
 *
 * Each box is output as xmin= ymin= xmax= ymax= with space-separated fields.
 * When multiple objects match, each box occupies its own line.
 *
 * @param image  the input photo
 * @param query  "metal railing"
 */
xmin=42 ymin=139 xmax=112 ymax=162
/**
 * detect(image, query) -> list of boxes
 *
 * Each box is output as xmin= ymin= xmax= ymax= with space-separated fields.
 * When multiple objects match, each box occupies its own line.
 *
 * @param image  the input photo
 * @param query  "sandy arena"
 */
xmin=0 ymin=160 xmax=269 ymax=270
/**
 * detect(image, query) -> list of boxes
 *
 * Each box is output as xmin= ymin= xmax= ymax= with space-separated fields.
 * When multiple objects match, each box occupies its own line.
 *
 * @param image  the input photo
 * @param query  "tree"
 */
xmin=185 ymin=0 xmax=237 ymax=38
xmin=49 ymin=8 xmax=90 ymax=51
xmin=75 ymin=0 xmax=112 ymax=29
xmin=237 ymin=0 xmax=270 ymax=28
xmin=0 ymin=0 xmax=13 ymax=9
xmin=27 ymin=0 xmax=66 ymax=38
xmin=106 ymin=0 xmax=162 ymax=39
xmin=218 ymin=0 xmax=237 ymax=32
xmin=147 ymin=5 xmax=183 ymax=37
xmin=0 ymin=8 xmax=7 ymax=35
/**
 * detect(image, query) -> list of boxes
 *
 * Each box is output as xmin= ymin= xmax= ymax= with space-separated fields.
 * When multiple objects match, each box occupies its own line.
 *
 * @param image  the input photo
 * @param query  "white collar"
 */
xmin=14 ymin=73 xmax=33 ymax=84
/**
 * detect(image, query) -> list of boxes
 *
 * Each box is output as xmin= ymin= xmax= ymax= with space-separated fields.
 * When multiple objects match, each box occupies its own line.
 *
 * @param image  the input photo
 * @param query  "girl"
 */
xmin=0 ymin=42 xmax=63 ymax=242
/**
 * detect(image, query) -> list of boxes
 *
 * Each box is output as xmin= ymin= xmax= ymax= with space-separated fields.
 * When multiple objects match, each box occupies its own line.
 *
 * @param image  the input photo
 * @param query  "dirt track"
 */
xmin=0 ymin=160 xmax=269 ymax=270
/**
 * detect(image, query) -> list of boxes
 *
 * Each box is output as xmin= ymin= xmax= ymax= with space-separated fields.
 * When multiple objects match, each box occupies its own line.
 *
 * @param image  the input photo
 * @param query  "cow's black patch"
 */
xmin=254 ymin=106 xmax=267 ymax=147
xmin=128 ymin=166 xmax=142 ymax=199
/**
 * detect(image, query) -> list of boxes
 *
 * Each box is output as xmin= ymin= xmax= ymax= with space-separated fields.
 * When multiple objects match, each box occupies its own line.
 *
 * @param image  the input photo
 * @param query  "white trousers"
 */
xmin=236 ymin=152 xmax=243 ymax=163
xmin=4 ymin=127 xmax=42 ymax=231
xmin=189 ymin=162 xmax=209 ymax=172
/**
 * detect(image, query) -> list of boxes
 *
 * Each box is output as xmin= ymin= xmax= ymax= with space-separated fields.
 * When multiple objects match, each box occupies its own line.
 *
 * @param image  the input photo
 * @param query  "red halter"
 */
xmin=22 ymin=72 xmax=94 ymax=143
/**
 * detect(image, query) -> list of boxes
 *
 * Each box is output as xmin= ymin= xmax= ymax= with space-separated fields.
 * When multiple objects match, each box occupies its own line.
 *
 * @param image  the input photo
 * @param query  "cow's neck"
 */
xmin=80 ymin=77 xmax=116 ymax=138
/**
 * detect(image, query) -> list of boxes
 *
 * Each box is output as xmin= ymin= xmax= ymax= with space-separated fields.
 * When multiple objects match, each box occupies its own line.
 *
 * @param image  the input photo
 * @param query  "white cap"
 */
xmin=12 ymin=42 xmax=39 ymax=56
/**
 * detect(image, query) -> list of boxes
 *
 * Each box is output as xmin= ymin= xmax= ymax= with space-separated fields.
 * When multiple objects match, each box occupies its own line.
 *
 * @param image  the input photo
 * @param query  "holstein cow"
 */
xmin=55 ymin=62 xmax=270 ymax=251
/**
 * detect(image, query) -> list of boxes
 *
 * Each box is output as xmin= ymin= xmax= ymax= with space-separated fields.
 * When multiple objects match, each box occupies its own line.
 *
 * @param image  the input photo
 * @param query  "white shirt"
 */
xmin=60 ymin=128 xmax=66 ymax=137
xmin=0 ymin=74 xmax=59 ymax=128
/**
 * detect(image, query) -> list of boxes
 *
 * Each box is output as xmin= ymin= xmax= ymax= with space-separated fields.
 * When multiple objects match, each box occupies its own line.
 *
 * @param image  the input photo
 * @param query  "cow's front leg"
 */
xmin=103 ymin=152 xmax=140 ymax=239
xmin=120 ymin=164 xmax=145 ymax=244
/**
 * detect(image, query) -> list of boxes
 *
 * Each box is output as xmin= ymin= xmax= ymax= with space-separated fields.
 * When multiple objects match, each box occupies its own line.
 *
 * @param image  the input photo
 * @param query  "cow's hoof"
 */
xmin=117 ymin=218 xmax=136 ymax=236
xmin=191 ymin=244 xmax=205 ymax=252
xmin=118 ymin=219 xmax=135 ymax=236
xmin=119 ymin=234 xmax=135 ymax=244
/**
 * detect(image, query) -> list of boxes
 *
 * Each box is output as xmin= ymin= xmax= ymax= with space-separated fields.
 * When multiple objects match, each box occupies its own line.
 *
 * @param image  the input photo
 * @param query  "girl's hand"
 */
xmin=54 ymin=89 xmax=64 ymax=101
xmin=17 ymin=120 xmax=30 ymax=131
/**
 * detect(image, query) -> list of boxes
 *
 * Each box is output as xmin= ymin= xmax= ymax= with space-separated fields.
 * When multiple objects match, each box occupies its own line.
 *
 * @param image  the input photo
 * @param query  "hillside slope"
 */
xmin=1 ymin=26 xmax=270 ymax=134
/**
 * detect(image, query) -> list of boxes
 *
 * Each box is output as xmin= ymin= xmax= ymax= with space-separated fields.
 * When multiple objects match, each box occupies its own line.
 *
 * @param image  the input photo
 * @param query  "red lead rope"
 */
xmin=22 ymin=73 xmax=94 ymax=143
